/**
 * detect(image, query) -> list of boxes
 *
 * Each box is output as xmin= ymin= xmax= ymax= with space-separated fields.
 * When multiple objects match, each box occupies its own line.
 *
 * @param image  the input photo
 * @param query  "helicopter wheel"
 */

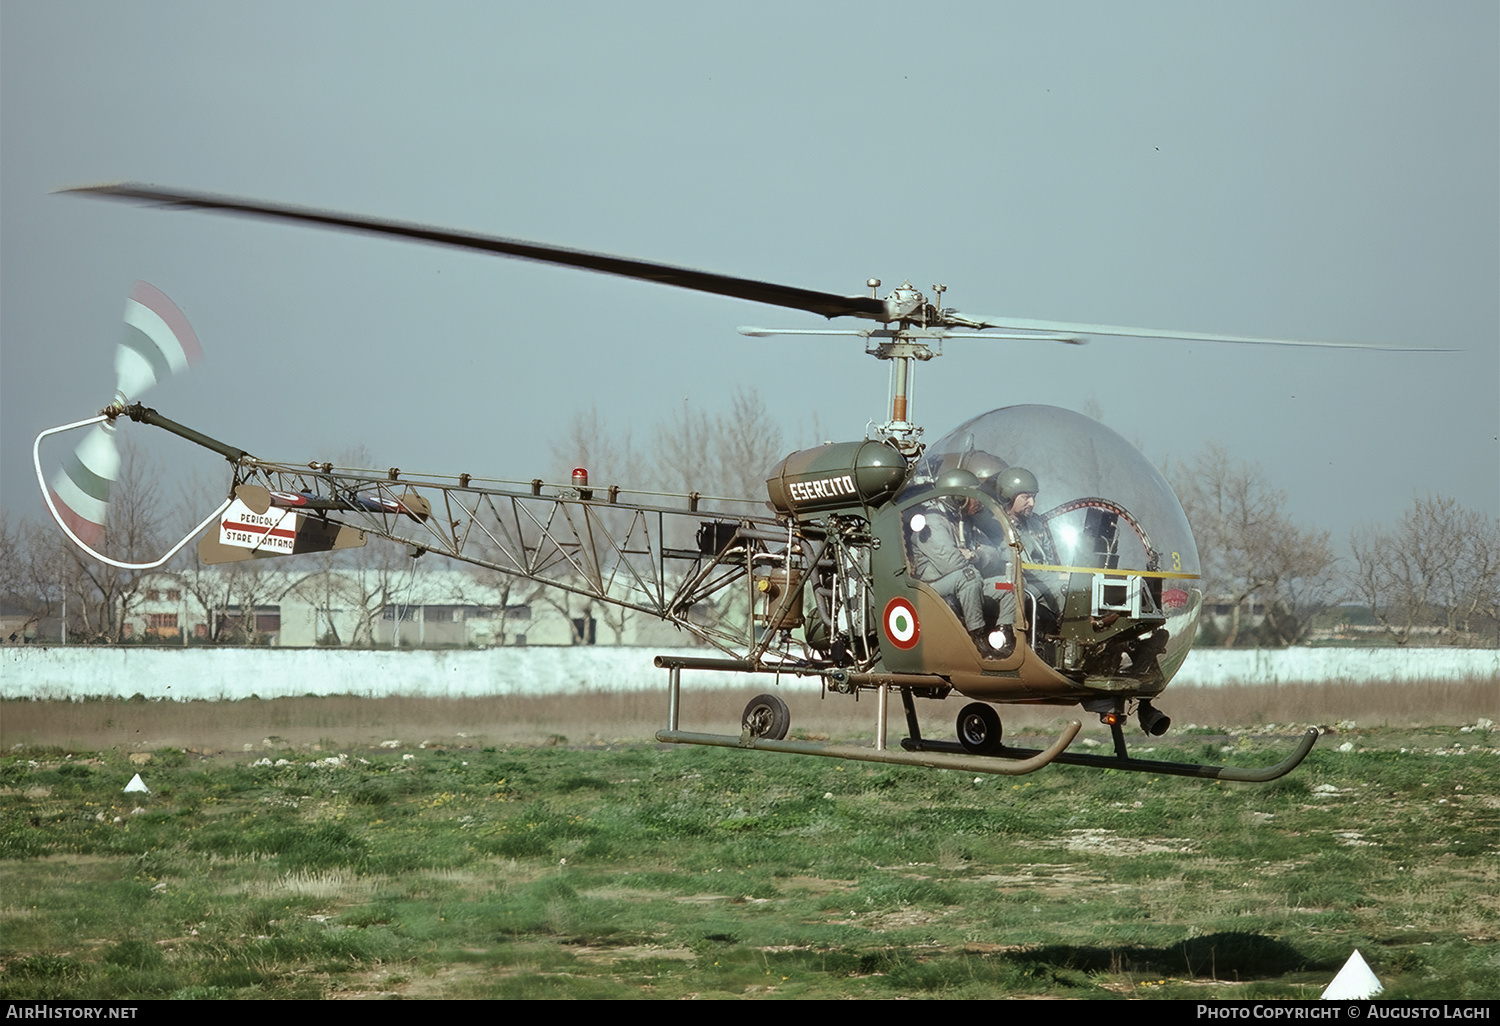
xmin=956 ymin=702 xmax=1003 ymax=755
xmin=742 ymin=693 xmax=791 ymax=741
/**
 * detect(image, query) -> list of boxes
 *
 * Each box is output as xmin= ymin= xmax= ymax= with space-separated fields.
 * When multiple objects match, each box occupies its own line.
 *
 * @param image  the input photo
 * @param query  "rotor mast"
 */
xmin=866 ymin=278 xmax=942 ymax=456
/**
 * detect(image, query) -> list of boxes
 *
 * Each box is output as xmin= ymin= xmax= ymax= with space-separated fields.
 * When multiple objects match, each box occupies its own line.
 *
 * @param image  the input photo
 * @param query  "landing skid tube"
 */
xmin=653 ymin=655 xmax=1081 ymax=777
xmin=899 ymin=694 xmax=1319 ymax=783
xmin=656 ymin=726 xmax=1082 ymax=777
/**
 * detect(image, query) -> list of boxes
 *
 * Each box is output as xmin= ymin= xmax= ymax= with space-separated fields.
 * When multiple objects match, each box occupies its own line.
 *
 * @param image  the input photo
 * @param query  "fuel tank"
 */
xmin=765 ymin=440 xmax=907 ymax=518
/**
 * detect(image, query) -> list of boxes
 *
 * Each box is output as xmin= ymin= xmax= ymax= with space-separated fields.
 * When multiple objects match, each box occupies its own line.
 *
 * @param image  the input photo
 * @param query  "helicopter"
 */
xmin=37 ymin=183 xmax=1427 ymax=781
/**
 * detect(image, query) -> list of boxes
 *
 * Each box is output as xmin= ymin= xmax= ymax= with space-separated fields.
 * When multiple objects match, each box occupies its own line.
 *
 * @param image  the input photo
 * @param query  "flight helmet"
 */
xmin=995 ymin=467 xmax=1039 ymax=505
xmin=935 ymin=468 xmax=982 ymax=515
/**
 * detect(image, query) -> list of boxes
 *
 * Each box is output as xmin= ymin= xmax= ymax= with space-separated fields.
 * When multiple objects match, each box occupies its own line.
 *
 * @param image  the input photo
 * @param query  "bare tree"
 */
xmin=1 ymin=509 xmax=53 ymax=642
xmin=549 ymin=403 xmax=649 ymax=486
xmin=16 ymin=516 xmax=76 ymax=639
xmin=165 ymin=469 xmax=292 ymax=644
xmin=1170 ymin=444 xmax=1337 ymax=647
xmin=553 ymin=386 xmax=789 ymax=502
xmin=177 ymin=556 xmax=293 ymax=644
xmin=0 ymin=509 xmax=23 ymax=600
xmin=531 ymin=588 xmax=591 ymax=646
xmin=543 ymin=391 xmax=780 ymax=644
xmin=652 ymin=387 xmax=783 ymax=498
xmin=1350 ymin=495 xmax=1500 ymax=645
xmin=1260 ymin=527 xmax=1341 ymax=645
xmin=27 ymin=436 xmax=171 ymax=643
xmin=713 ymin=387 xmax=786 ymax=499
xmin=347 ymin=545 xmax=420 ymax=646
xmin=283 ymin=554 xmax=350 ymax=646
xmin=652 ymin=395 xmax=717 ymax=494
xmin=448 ymin=567 xmax=546 ymax=647
xmin=281 ymin=541 xmax=416 ymax=648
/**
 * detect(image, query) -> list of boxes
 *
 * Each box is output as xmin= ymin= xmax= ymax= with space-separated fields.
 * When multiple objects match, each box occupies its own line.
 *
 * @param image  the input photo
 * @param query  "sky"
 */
xmin=3 ymin=1 xmax=1496 ymax=560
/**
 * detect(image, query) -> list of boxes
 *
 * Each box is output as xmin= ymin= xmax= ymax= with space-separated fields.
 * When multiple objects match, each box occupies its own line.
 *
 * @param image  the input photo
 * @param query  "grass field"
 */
xmin=1 ymin=680 xmax=1496 ymax=1000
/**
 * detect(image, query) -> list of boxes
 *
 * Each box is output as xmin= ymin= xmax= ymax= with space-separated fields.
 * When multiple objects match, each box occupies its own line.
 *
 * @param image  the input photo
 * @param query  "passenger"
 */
xmin=906 ymin=469 xmax=1009 ymax=658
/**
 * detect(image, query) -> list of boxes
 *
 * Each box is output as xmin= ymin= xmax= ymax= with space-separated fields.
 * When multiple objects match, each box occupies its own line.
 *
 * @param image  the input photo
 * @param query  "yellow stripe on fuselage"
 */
xmin=1020 ymin=563 xmax=1200 ymax=580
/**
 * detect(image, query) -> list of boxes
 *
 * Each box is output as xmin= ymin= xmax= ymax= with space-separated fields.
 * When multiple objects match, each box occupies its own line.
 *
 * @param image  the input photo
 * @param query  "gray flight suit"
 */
xmin=907 ymin=507 xmax=987 ymax=633
xmin=1004 ymin=510 xmax=1062 ymax=630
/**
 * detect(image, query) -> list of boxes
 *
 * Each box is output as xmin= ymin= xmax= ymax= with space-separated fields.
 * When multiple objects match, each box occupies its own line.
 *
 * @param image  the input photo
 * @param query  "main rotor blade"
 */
xmin=949 ymin=312 xmax=1451 ymax=352
xmin=63 ymin=183 xmax=887 ymax=322
xmin=738 ymin=325 xmax=1083 ymax=343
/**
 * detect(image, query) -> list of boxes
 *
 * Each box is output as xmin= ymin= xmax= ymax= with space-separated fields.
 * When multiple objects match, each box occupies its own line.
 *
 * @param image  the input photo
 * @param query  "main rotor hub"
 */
xmin=881 ymin=281 xmax=928 ymax=324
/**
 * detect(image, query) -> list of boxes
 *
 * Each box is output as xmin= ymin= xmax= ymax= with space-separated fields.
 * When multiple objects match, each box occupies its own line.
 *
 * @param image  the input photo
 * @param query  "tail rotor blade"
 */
xmin=115 ymin=280 xmax=203 ymax=402
xmin=49 ymin=422 xmax=120 ymax=548
xmin=44 ymin=282 xmax=202 ymax=551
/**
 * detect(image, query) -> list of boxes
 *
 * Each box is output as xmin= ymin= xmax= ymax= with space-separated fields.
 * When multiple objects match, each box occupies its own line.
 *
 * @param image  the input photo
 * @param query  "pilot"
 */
xmin=995 ymin=467 xmax=1059 ymax=560
xmin=907 ymin=468 xmax=1008 ymax=657
xmin=990 ymin=467 xmax=1061 ymax=650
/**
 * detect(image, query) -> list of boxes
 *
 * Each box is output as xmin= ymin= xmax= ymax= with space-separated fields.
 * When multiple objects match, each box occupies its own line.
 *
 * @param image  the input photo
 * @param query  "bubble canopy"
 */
xmin=926 ymin=405 xmax=1202 ymax=683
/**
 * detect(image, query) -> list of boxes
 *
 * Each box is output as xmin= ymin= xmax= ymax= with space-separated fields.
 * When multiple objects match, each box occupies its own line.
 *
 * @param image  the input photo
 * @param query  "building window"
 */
xmin=145 ymin=613 xmax=181 ymax=639
xmin=216 ymin=606 xmax=282 ymax=641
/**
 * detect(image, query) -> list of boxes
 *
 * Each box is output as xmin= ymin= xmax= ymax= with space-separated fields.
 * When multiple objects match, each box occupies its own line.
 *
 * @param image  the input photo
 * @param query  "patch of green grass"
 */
xmin=0 ymin=727 xmax=1495 ymax=999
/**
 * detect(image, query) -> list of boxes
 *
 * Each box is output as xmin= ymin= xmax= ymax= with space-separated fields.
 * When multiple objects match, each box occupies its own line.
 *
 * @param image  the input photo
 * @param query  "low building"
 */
xmin=114 ymin=567 xmax=702 ymax=648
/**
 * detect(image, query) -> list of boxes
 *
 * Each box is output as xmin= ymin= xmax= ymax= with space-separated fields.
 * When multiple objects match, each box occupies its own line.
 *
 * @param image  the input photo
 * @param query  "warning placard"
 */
xmin=219 ymin=498 xmax=299 ymax=553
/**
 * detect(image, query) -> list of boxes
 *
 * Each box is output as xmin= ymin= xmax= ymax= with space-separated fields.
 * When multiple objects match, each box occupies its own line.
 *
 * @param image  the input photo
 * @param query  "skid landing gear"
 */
xmin=899 ymin=690 xmax=1319 ymax=783
xmin=653 ymin=655 xmax=1079 ymax=776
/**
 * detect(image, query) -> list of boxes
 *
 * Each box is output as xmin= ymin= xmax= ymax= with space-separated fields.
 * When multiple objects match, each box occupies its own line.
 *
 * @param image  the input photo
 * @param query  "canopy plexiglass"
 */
xmin=922 ymin=405 xmax=1202 ymax=686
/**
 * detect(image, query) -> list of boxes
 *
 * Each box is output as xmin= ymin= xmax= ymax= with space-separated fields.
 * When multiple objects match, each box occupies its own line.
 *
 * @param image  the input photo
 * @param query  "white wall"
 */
xmin=2 ymin=645 xmax=1495 ymax=701
xmin=1176 ymin=646 xmax=1498 ymax=687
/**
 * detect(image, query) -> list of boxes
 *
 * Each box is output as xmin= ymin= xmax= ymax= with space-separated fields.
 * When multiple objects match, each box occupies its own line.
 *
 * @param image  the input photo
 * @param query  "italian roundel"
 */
xmin=883 ymin=597 xmax=920 ymax=650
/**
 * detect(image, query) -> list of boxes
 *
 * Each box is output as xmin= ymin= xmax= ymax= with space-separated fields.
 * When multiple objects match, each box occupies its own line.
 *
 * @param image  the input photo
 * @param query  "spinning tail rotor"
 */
xmin=36 ymin=282 xmax=225 ymax=567
xmin=50 ymin=421 xmax=120 ymax=549
xmin=113 ymin=280 xmax=204 ymax=406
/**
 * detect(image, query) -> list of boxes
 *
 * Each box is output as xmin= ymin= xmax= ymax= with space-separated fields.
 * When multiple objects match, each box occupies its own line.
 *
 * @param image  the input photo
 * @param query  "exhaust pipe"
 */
xmin=1138 ymin=700 xmax=1171 ymax=737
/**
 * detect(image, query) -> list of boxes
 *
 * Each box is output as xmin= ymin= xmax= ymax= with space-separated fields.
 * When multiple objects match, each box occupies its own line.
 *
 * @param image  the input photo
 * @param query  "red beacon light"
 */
xmin=572 ymin=467 xmax=592 ymax=500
